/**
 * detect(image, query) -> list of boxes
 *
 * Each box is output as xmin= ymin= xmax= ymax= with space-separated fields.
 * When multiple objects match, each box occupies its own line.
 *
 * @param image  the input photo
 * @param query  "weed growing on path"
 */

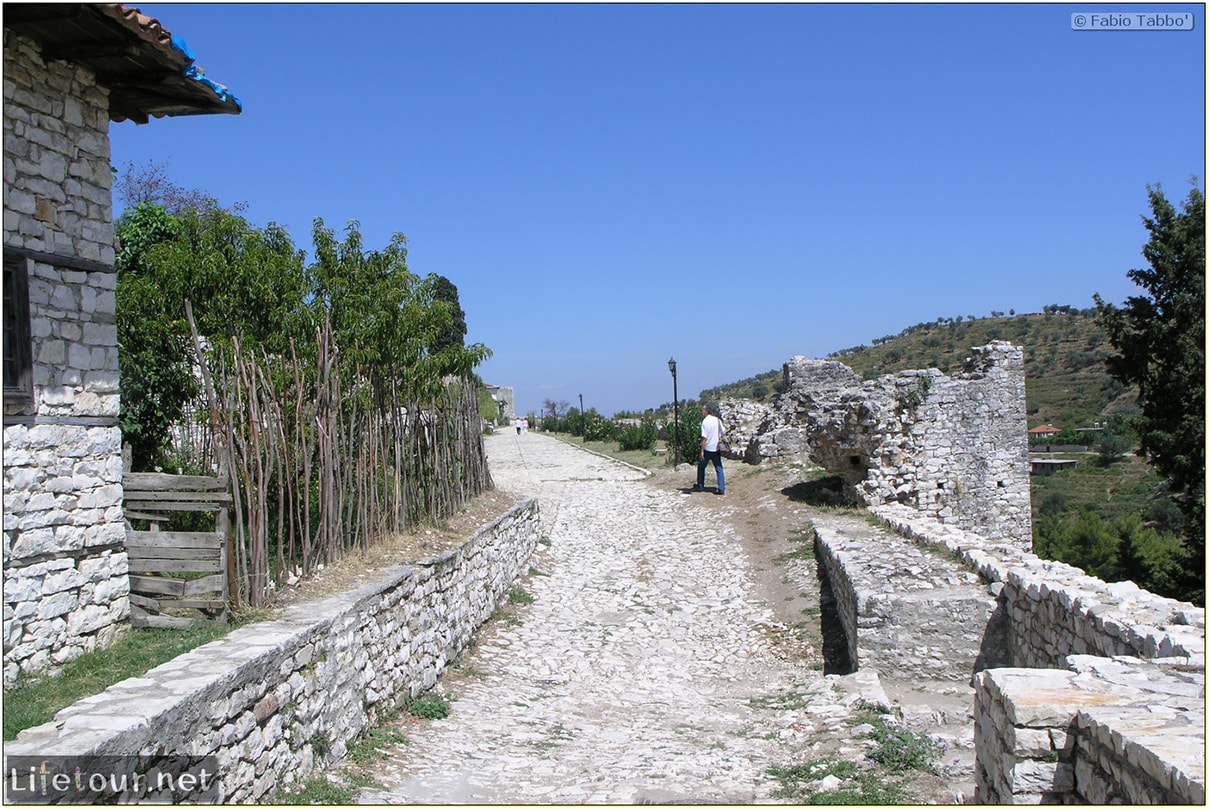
xmin=508 ymin=586 xmax=535 ymax=605
xmin=407 ymin=693 xmax=451 ymax=720
xmin=863 ymin=714 xmax=942 ymax=773
xmin=766 ymin=704 xmax=944 ymax=804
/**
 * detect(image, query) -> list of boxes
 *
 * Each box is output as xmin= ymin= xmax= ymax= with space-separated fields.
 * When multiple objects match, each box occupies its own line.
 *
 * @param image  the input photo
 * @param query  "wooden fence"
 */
xmin=124 ymin=472 xmax=230 ymax=628
xmin=182 ymin=308 xmax=493 ymax=610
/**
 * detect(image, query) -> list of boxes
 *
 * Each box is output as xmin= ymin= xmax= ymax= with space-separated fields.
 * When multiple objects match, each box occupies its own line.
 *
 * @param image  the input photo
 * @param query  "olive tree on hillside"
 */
xmin=1095 ymin=182 xmax=1205 ymax=604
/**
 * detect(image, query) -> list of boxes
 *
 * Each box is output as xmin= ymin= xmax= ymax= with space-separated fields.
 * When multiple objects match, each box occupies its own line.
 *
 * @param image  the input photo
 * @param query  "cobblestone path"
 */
xmin=358 ymin=431 xmax=874 ymax=804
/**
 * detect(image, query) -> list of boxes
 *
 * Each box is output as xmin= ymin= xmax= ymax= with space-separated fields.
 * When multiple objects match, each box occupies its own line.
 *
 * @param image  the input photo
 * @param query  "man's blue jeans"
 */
xmin=697 ymin=450 xmax=725 ymax=492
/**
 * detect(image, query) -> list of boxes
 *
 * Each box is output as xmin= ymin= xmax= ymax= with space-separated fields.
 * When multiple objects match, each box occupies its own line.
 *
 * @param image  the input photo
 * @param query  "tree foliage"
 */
xmin=617 ymin=420 xmax=658 ymax=452
xmin=306 ymin=219 xmax=489 ymax=402
xmin=670 ymin=401 xmax=703 ymax=467
xmin=1035 ymin=509 xmax=1184 ymax=599
xmin=115 ymin=204 xmax=195 ymax=470
xmin=1095 ymin=182 xmax=1205 ymax=603
xmin=115 ymin=203 xmax=309 ymax=469
xmin=115 ymin=202 xmax=490 ymax=471
xmin=430 ymin=275 xmax=469 ymax=355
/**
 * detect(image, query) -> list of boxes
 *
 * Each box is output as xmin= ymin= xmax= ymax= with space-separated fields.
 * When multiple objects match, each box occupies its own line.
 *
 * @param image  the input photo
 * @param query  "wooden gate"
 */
xmin=123 ymin=472 xmax=230 ymax=628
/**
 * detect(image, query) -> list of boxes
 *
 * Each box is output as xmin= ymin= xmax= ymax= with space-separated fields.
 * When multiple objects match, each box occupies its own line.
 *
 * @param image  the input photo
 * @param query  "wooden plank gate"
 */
xmin=123 ymin=472 xmax=230 ymax=628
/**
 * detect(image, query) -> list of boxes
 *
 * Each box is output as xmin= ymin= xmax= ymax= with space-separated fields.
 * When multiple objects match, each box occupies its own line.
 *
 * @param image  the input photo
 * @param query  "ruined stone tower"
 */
xmin=723 ymin=342 xmax=1031 ymax=549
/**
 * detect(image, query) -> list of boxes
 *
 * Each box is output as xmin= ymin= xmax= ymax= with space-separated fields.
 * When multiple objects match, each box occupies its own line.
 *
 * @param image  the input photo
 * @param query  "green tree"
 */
xmin=618 ymin=419 xmax=658 ymax=452
xmin=115 ymin=203 xmax=310 ymax=469
xmin=671 ymin=402 xmax=703 ymax=467
xmin=306 ymin=220 xmax=489 ymax=400
xmin=116 ymin=204 xmax=195 ymax=470
xmin=1095 ymin=182 xmax=1205 ymax=604
xmin=1094 ymin=425 xmax=1129 ymax=467
xmin=146 ymin=205 xmax=308 ymax=352
xmin=430 ymin=275 xmax=468 ymax=354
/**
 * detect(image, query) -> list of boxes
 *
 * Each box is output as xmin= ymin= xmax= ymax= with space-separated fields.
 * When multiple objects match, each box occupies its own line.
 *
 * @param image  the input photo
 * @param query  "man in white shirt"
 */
xmin=694 ymin=403 xmax=725 ymax=495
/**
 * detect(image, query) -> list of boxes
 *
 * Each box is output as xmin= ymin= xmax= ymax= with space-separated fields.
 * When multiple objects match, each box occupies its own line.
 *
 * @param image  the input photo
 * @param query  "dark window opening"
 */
xmin=4 ymin=250 xmax=34 ymax=402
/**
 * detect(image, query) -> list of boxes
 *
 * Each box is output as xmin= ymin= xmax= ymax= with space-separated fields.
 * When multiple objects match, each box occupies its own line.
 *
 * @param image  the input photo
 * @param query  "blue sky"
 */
xmin=110 ymin=3 xmax=1205 ymax=417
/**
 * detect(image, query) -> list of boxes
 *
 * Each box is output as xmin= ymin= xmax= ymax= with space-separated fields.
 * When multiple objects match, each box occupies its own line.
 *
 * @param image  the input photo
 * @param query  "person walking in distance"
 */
xmin=694 ymin=403 xmax=725 ymax=495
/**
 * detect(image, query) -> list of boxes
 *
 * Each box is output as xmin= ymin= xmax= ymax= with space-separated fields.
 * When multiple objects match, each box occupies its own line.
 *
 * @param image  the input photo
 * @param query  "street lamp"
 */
xmin=667 ymin=357 xmax=679 ymax=467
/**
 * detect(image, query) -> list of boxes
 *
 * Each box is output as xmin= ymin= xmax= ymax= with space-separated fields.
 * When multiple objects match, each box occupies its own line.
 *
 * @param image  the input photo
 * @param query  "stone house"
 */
xmin=484 ymin=383 xmax=514 ymax=423
xmin=3 ymin=4 xmax=240 ymax=686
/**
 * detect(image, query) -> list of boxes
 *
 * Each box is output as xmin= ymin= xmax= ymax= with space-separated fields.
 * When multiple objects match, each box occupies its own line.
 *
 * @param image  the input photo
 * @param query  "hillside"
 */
xmin=700 ymin=306 xmax=1137 ymax=431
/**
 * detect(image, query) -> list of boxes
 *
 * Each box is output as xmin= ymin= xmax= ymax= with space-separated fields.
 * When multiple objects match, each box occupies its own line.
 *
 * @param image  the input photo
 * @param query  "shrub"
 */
xmin=670 ymin=403 xmax=703 ymax=465
xmin=582 ymin=414 xmax=617 ymax=442
xmin=618 ymin=420 xmax=657 ymax=452
xmin=407 ymin=694 xmax=450 ymax=720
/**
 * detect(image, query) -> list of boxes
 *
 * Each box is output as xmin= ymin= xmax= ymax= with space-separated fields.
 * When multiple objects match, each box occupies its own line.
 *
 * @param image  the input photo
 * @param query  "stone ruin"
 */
xmin=721 ymin=340 xmax=1204 ymax=803
xmin=721 ymin=341 xmax=1031 ymax=550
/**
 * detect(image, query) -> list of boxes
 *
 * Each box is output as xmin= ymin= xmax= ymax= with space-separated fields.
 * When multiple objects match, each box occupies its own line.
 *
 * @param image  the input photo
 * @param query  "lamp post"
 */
xmin=667 ymin=357 xmax=679 ymax=467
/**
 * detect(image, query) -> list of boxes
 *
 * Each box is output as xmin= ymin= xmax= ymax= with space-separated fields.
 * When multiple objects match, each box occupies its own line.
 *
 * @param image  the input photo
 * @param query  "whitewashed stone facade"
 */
xmin=722 ymin=341 xmax=1031 ymax=549
xmin=3 ymin=29 xmax=129 ymax=685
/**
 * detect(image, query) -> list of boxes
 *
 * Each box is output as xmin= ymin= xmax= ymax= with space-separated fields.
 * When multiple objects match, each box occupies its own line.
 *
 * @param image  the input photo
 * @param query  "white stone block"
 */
xmin=41 ymin=567 xmax=85 ymax=594
xmin=36 ymin=590 xmax=77 ymax=619
xmin=5 ymin=572 xmax=44 ymax=603
xmin=66 ymin=604 xmax=111 ymax=635
xmin=11 ymin=527 xmax=57 ymax=557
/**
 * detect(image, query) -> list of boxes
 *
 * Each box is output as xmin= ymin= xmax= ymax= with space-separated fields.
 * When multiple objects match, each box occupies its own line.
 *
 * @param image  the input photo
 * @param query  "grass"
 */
xmin=766 ymin=704 xmax=943 ymax=804
xmin=347 ymin=721 xmax=410 ymax=765
xmin=268 ymin=776 xmax=362 ymax=805
xmin=507 ymin=586 xmax=535 ymax=605
xmin=551 ymin=434 xmax=674 ymax=472
xmin=406 ymin=693 xmax=451 ymax=720
xmin=271 ymin=706 xmax=413 ymax=803
xmin=767 ymin=759 xmax=905 ymax=804
xmin=3 ymin=621 xmax=234 ymax=740
xmin=1030 ymin=452 xmax=1167 ymax=523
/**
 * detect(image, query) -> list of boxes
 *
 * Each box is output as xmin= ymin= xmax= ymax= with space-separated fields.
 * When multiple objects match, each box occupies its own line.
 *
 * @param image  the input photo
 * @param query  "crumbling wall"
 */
xmin=722 ymin=342 xmax=1031 ymax=549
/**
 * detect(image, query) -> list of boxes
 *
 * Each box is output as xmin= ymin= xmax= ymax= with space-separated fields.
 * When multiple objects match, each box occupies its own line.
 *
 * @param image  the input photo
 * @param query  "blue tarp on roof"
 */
xmin=169 ymin=32 xmax=243 ymax=112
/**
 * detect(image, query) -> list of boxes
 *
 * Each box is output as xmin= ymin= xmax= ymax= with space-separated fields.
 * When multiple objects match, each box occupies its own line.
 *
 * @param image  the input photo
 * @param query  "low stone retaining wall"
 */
xmin=975 ymin=657 xmax=1204 ymax=804
xmin=811 ymin=511 xmax=1006 ymax=681
xmin=3 ymin=497 xmax=540 ymax=803
xmin=870 ymin=503 xmax=1204 ymax=667
xmin=861 ymin=503 xmax=1204 ymax=804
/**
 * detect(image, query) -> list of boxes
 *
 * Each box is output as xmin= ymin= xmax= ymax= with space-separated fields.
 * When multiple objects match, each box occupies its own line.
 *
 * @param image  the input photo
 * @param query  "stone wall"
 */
xmin=811 ymin=511 xmax=1008 ymax=682
xmin=873 ymin=503 xmax=1204 ymax=667
xmin=974 ymin=659 xmax=1204 ymax=804
xmin=3 ymin=498 xmax=540 ymax=803
xmin=723 ymin=342 xmax=1031 ymax=550
xmin=864 ymin=503 xmax=1203 ymax=803
xmin=3 ymin=29 xmax=129 ymax=685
